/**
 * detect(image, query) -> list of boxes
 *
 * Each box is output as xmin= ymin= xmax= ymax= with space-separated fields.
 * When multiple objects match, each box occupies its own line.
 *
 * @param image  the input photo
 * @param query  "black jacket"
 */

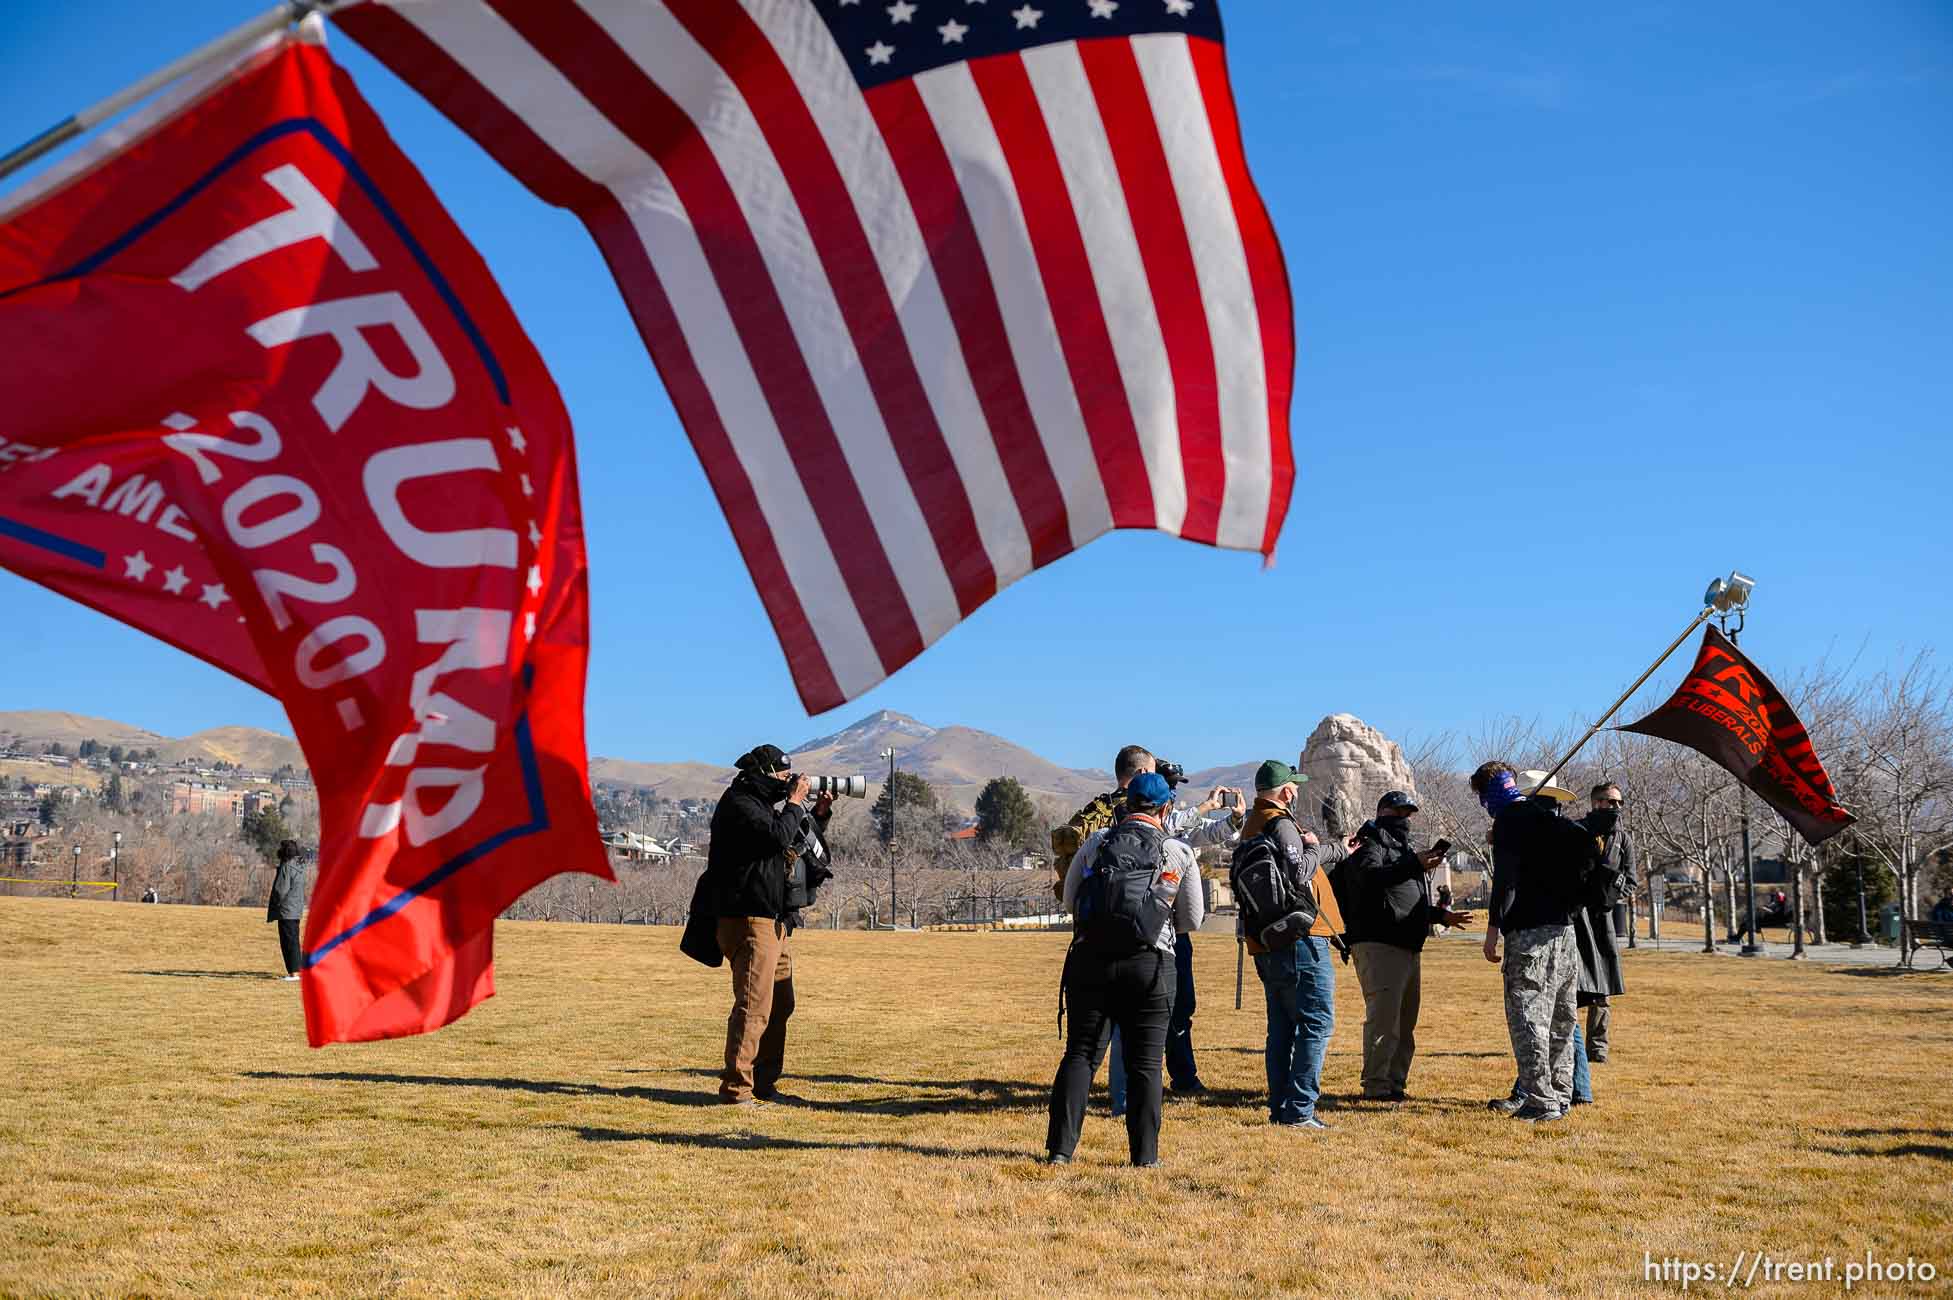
xmin=1345 ymin=817 xmax=1433 ymax=952
xmin=706 ymin=774 xmax=831 ymax=921
xmin=1574 ymin=812 xmax=1627 ymax=999
xmin=1489 ymin=798 xmax=1599 ymax=935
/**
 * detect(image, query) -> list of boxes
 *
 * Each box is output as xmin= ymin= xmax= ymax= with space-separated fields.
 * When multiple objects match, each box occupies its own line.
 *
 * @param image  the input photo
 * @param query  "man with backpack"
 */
xmin=1343 ymin=791 xmax=1470 ymax=1102
xmin=1474 ymin=761 xmax=1602 ymax=1122
xmin=1234 ymin=759 xmax=1349 ymax=1129
xmin=1054 ymin=744 xmax=1240 ymax=1108
xmin=1045 ymin=771 xmax=1204 ymax=1167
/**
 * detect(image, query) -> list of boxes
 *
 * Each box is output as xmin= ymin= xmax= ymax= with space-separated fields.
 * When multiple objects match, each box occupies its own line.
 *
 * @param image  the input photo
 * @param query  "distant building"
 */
xmin=173 ymin=782 xmax=245 ymax=817
xmin=602 ymin=829 xmax=670 ymax=862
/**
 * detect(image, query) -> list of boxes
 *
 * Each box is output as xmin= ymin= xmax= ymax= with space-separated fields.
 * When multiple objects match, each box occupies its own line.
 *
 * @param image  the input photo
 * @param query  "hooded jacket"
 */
xmin=1345 ymin=815 xmax=1433 ymax=951
xmin=706 ymin=772 xmax=830 ymax=921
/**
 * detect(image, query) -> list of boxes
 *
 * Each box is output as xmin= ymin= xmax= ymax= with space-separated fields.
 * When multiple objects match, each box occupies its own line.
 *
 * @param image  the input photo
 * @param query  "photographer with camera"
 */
xmin=706 ymin=744 xmax=836 ymax=1106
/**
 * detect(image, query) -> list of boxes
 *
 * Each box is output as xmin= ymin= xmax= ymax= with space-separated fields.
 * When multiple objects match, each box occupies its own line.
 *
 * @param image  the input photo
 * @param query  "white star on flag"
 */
xmin=160 ymin=565 xmax=189 ymax=595
xmin=122 ymin=551 xmax=152 ymax=582
xmin=938 ymin=18 xmax=968 ymax=41
xmin=506 ymin=425 xmax=526 ymax=452
xmin=527 ymin=521 xmax=543 ymax=547
xmin=520 ymin=473 xmax=534 ymax=497
xmin=1089 ymin=0 xmax=1118 ymax=16
xmin=1011 ymin=5 xmax=1043 ymax=28
xmin=887 ymin=1 xmax=916 ymax=21
xmin=199 ymin=582 xmax=229 ymax=610
xmin=1164 ymin=0 xmax=1193 ymax=14
xmin=527 ymin=565 xmax=543 ymax=596
xmin=866 ymin=40 xmax=895 ymax=64
xmin=524 ymin=612 xmax=537 ymax=640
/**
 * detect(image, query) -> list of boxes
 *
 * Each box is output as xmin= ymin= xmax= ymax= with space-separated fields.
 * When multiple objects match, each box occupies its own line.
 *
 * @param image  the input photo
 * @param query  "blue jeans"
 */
xmin=1254 ymin=937 xmax=1336 ymax=1123
xmin=1572 ymin=1023 xmax=1593 ymax=1103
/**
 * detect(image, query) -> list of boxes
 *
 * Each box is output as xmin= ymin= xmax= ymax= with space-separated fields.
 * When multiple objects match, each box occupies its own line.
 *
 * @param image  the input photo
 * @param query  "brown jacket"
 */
xmin=1240 ymin=797 xmax=1349 ymax=953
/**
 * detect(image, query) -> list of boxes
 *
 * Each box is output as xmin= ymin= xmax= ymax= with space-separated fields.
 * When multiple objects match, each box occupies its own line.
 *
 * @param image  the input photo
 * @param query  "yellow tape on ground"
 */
xmin=0 ymin=877 xmax=117 ymax=888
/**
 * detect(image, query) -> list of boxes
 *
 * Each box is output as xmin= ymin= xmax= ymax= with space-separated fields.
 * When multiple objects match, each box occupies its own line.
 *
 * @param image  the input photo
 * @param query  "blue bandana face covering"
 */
xmin=1479 ymin=770 xmax=1525 ymax=817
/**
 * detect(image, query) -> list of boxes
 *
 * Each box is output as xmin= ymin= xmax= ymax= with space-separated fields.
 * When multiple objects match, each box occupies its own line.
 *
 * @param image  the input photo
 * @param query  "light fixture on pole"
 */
xmin=1708 ymin=571 xmax=1764 ymax=957
xmin=879 ymin=747 xmax=896 ymax=930
xmin=71 ymin=844 xmax=81 ymax=898
xmin=111 ymin=830 xmax=122 ymax=902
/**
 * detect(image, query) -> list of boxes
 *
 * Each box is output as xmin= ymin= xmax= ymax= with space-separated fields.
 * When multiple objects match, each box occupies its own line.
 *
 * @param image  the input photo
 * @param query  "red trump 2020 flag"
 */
xmin=1621 ymin=627 xmax=1856 ymax=847
xmin=333 ymin=0 xmax=1296 ymax=712
xmin=0 ymin=31 xmax=610 ymax=1044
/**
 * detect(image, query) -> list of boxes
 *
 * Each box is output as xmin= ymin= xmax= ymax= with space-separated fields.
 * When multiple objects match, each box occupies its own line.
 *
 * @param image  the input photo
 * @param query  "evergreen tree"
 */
xmin=240 ymin=805 xmax=294 ymax=866
xmin=871 ymin=771 xmax=940 ymax=846
xmin=103 ymin=773 xmax=127 ymax=814
xmin=974 ymin=776 xmax=1040 ymax=848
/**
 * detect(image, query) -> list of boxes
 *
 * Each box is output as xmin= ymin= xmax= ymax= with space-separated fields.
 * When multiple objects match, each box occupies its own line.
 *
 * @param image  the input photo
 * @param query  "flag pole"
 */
xmin=0 ymin=1 xmax=336 ymax=184
xmin=1527 ymin=604 xmax=1716 ymax=796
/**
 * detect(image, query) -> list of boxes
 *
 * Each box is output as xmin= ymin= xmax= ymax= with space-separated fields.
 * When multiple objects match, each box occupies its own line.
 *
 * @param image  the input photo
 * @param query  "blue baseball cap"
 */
xmin=1126 ymin=772 xmax=1173 ymax=808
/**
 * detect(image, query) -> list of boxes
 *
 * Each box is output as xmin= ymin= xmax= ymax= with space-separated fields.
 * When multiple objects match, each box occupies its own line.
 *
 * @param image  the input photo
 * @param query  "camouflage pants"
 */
xmin=1502 ymin=924 xmax=1578 ymax=1113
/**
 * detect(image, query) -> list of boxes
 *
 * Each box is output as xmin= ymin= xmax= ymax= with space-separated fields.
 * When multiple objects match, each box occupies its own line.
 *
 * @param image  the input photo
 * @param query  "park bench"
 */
xmin=1903 ymin=919 xmax=1953 ymax=971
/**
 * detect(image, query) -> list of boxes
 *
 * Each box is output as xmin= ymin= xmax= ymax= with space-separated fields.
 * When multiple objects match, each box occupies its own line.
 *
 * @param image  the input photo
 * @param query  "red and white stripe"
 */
xmin=336 ymin=0 xmax=1294 ymax=711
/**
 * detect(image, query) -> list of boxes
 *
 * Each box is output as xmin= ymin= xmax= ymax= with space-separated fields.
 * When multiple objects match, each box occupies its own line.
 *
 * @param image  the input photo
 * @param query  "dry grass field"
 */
xmin=2 ymin=897 xmax=1947 ymax=1298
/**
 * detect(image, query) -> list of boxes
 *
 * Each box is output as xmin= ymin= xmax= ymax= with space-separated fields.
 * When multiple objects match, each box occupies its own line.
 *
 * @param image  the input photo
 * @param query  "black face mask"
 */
xmin=1378 ymin=814 xmax=1411 ymax=839
xmin=747 ymin=770 xmax=792 ymax=803
xmin=1587 ymin=808 xmax=1620 ymax=834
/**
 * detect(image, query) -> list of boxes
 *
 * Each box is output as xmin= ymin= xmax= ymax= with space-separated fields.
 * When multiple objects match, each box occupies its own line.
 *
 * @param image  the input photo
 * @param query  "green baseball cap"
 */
xmin=1254 ymin=759 xmax=1308 ymax=792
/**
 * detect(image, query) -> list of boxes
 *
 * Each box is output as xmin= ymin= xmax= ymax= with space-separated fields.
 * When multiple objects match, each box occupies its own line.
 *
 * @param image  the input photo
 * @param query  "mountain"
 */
xmin=786 ymin=711 xmax=1109 ymax=811
xmin=0 ymin=710 xmax=304 ymax=772
xmin=585 ymin=711 xmax=1113 ymax=814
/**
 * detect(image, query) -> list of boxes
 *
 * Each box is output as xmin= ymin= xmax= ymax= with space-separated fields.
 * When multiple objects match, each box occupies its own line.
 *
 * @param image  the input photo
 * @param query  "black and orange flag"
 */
xmin=1620 ymin=627 xmax=1855 ymax=846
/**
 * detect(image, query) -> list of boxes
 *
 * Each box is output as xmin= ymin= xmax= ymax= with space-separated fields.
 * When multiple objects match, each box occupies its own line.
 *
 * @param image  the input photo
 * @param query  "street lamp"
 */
xmin=71 ymin=844 xmax=81 ymax=898
xmin=1709 ymin=570 xmax=1763 ymax=957
xmin=879 ymin=747 xmax=896 ymax=929
xmin=111 ymin=830 xmax=121 ymax=902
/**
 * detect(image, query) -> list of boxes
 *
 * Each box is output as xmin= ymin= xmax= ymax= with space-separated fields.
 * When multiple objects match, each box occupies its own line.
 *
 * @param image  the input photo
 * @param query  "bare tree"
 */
xmin=1845 ymin=653 xmax=1953 ymax=927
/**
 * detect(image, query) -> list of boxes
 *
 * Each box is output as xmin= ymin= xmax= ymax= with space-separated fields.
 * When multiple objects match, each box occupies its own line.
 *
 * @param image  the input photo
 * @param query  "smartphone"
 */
xmin=1431 ymin=838 xmax=1452 ymax=857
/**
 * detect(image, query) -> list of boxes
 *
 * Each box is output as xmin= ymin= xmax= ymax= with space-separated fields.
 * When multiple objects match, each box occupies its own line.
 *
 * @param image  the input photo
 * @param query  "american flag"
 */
xmin=335 ymin=0 xmax=1294 ymax=711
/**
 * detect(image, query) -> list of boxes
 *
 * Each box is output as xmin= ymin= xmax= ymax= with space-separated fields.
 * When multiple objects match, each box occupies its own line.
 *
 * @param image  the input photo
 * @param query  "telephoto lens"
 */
xmin=809 ymin=774 xmax=868 ymax=798
xmin=1155 ymin=760 xmax=1187 ymax=788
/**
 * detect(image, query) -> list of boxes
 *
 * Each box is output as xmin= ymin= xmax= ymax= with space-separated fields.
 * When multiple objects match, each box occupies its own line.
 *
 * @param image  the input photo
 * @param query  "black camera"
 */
xmin=1155 ymin=760 xmax=1187 ymax=788
xmin=784 ymin=807 xmax=835 ymax=909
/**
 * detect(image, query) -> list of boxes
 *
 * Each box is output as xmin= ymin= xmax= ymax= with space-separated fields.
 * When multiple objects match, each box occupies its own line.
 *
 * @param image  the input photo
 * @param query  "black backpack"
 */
xmin=1232 ymin=819 xmax=1318 ymax=950
xmin=1075 ymin=818 xmax=1177 ymax=957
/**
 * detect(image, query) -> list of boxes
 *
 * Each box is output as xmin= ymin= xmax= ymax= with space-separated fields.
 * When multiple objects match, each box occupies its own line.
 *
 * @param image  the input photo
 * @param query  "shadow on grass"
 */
xmin=242 ymin=1070 xmax=1051 ymax=1117
xmin=129 ymin=969 xmax=285 ymax=981
xmin=564 ymin=1125 xmax=1024 ymax=1160
xmin=1812 ymin=1141 xmax=1953 ymax=1162
xmin=1823 ymin=965 xmax=1948 ymax=979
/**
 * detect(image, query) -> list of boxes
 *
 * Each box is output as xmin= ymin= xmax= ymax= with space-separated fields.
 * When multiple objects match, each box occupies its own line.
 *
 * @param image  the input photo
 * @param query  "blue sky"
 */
xmin=2 ymin=1 xmax=1948 ymax=772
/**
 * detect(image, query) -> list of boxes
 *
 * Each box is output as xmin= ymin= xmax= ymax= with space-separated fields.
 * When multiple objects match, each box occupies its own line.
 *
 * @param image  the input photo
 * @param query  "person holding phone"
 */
xmin=1344 ymin=791 xmax=1473 ymax=1103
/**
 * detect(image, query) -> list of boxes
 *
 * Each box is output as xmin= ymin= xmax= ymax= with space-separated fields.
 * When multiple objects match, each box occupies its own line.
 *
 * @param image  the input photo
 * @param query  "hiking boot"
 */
xmin=1044 ymin=1152 xmax=1071 ymax=1166
xmin=1570 ymin=1096 xmax=1595 ymax=1107
xmin=1512 ymin=1104 xmax=1564 ymax=1123
xmin=719 ymin=1095 xmax=768 ymax=1108
xmin=1276 ymin=1116 xmax=1330 ymax=1131
xmin=1170 ymin=1080 xmax=1208 ymax=1097
xmin=1486 ymin=1097 xmax=1524 ymax=1116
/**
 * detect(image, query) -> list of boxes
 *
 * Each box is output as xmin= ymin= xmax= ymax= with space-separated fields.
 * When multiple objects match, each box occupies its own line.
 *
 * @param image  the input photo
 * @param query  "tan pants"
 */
xmin=718 ymin=917 xmax=795 ymax=1102
xmin=1352 ymin=942 xmax=1422 ymax=1097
